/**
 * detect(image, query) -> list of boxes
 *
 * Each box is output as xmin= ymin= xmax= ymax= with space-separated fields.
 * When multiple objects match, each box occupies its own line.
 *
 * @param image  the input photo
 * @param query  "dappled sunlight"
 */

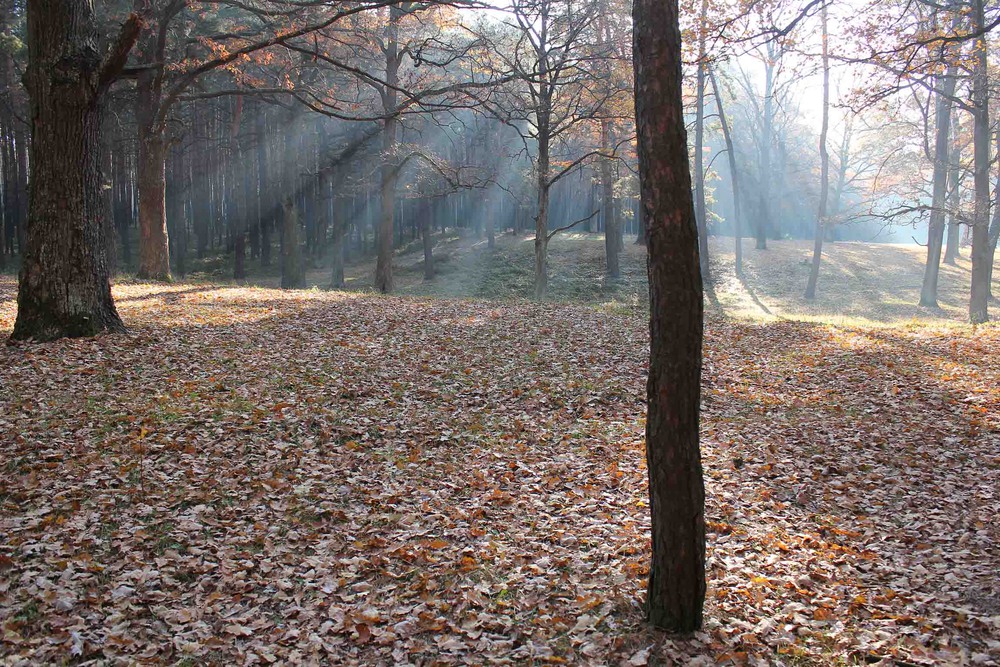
xmin=3 ymin=282 xmax=997 ymax=663
xmin=710 ymin=237 xmax=1000 ymax=325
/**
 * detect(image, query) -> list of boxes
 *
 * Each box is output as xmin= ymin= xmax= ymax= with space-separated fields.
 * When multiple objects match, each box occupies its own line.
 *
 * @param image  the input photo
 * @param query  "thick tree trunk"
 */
xmin=375 ymin=7 xmax=401 ymax=294
xmin=968 ymin=0 xmax=990 ymax=323
xmin=804 ymin=5 xmax=830 ymax=300
xmin=136 ymin=68 xmax=171 ymax=281
xmin=918 ymin=63 xmax=957 ymax=308
xmin=633 ymin=0 xmax=705 ymax=632
xmin=11 ymin=4 xmax=138 ymax=341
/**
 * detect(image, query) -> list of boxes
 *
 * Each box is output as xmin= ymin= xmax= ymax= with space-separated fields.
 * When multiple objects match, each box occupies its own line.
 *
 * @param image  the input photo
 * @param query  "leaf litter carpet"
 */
xmin=1 ymin=282 xmax=998 ymax=665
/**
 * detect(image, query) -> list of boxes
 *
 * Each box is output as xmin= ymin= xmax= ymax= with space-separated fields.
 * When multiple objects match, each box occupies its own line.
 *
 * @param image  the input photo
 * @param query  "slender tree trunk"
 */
xmin=633 ymin=0 xmax=705 ymax=632
xmin=280 ymin=128 xmax=305 ymax=289
xmin=968 ymin=0 xmax=990 ymax=323
xmin=830 ymin=121 xmax=851 ymax=231
xmin=535 ymin=132 xmax=550 ymax=299
xmin=694 ymin=0 xmax=710 ymax=281
xmin=102 ymin=122 xmax=118 ymax=276
xmin=757 ymin=51 xmax=776 ymax=250
xmin=635 ymin=199 xmax=647 ymax=245
xmin=14 ymin=125 xmax=27 ymax=255
xmin=918 ymin=62 xmax=957 ymax=308
xmin=708 ymin=66 xmax=742 ymax=276
xmin=257 ymin=111 xmax=271 ymax=267
xmin=167 ymin=145 xmax=186 ymax=277
xmin=804 ymin=5 xmax=830 ymax=300
xmin=421 ymin=198 xmax=435 ymax=280
xmin=486 ymin=191 xmax=496 ymax=249
xmin=232 ymin=98 xmax=246 ymax=281
xmin=943 ymin=113 xmax=961 ymax=265
xmin=601 ymin=121 xmax=620 ymax=279
xmin=985 ymin=130 xmax=1000 ymax=300
xmin=12 ymin=6 xmax=138 ymax=341
xmin=331 ymin=196 xmax=346 ymax=288
xmin=281 ymin=196 xmax=304 ymax=289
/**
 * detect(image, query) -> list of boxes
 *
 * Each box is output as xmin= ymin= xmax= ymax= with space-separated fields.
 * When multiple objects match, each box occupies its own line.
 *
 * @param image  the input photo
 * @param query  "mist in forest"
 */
xmin=0 ymin=0 xmax=996 ymax=317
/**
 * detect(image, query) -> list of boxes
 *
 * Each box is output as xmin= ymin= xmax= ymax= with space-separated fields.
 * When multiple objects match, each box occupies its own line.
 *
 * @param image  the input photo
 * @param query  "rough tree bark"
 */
xmin=11 ymin=5 xmax=139 ymax=341
xmin=633 ymin=0 xmax=705 ymax=632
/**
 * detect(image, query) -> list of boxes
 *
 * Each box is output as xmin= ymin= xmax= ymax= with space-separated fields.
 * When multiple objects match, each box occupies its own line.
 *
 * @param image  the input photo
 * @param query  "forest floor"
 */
xmin=1 ymin=240 xmax=999 ymax=665
xmin=173 ymin=232 xmax=1000 ymax=325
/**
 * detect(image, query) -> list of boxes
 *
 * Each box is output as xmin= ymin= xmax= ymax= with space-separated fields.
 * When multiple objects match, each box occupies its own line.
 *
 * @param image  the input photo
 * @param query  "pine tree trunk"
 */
xmin=633 ymin=0 xmax=705 ymax=632
xmin=12 ymin=3 xmax=137 ymax=341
